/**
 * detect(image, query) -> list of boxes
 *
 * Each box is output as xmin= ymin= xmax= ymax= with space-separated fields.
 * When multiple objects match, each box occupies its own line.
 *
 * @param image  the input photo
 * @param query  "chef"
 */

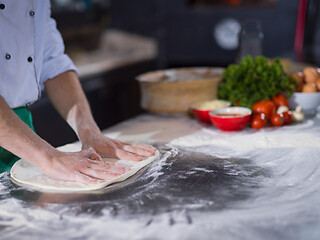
xmin=0 ymin=1 xmax=155 ymax=183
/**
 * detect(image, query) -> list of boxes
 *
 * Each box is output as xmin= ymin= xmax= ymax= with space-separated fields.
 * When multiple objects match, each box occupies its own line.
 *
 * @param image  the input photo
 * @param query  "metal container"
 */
xmin=136 ymin=67 xmax=223 ymax=114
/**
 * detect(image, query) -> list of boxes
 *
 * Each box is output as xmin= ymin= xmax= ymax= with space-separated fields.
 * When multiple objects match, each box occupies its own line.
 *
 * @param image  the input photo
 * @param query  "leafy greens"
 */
xmin=218 ymin=56 xmax=296 ymax=108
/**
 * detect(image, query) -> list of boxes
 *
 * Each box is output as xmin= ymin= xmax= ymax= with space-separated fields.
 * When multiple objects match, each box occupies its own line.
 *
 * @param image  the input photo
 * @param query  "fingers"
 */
xmin=86 ymin=159 xmax=127 ymax=174
xmin=81 ymin=147 xmax=102 ymax=161
xmin=131 ymin=143 xmax=157 ymax=152
xmin=68 ymin=161 xmax=124 ymax=184
xmin=81 ymin=138 xmax=157 ymax=162
xmin=72 ymin=171 xmax=103 ymax=185
xmin=54 ymin=143 xmax=156 ymax=183
xmin=123 ymin=145 xmax=155 ymax=157
xmin=79 ymin=167 xmax=120 ymax=181
xmin=117 ymin=141 xmax=155 ymax=151
xmin=115 ymin=149 xmax=144 ymax=161
xmin=44 ymin=148 xmax=131 ymax=184
xmin=68 ymin=155 xmax=128 ymax=182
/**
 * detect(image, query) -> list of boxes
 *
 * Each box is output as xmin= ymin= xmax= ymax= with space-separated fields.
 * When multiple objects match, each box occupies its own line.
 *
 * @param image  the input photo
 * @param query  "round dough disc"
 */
xmin=10 ymin=150 xmax=159 ymax=192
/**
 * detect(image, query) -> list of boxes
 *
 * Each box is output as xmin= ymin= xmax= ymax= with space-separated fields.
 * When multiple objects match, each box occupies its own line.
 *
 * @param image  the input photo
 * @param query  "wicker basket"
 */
xmin=136 ymin=67 xmax=223 ymax=114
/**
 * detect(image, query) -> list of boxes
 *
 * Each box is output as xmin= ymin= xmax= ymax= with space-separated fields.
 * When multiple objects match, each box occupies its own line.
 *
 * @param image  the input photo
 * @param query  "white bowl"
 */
xmin=288 ymin=92 xmax=320 ymax=114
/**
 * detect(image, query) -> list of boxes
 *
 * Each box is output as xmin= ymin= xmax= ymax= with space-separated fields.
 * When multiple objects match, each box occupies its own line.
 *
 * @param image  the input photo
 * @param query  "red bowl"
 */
xmin=209 ymin=107 xmax=252 ymax=131
xmin=191 ymin=100 xmax=231 ymax=124
xmin=192 ymin=108 xmax=212 ymax=124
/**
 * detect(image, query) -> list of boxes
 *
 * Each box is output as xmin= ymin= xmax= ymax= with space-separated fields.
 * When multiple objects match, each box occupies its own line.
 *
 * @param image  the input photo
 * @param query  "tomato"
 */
xmin=251 ymin=113 xmax=266 ymax=129
xmin=272 ymin=93 xmax=289 ymax=108
xmin=271 ymin=113 xmax=284 ymax=126
xmin=282 ymin=111 xmax=292 ymax=125
xmin=252 ymin=99 xmax=276 ymax=120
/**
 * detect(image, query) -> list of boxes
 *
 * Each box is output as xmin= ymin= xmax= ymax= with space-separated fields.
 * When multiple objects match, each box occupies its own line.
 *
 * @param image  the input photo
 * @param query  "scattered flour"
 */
xmin=170 ymin=128 xmax=320 ymax=153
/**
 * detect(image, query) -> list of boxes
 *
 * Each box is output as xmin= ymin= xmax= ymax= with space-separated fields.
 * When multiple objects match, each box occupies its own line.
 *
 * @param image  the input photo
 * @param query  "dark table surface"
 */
xmin=1 ymin=114 xmax=320 ymax=240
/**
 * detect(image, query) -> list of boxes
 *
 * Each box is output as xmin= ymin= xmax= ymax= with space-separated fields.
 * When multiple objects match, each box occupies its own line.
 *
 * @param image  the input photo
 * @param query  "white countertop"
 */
xmin=2 ymin=113 xmax=320 ymax=240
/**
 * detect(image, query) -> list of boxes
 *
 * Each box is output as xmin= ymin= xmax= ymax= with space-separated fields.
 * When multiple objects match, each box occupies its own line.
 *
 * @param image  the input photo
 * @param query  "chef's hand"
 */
xmin=41 ymin=147 xmax=127 ymax=184
xmin=81 ymin=133 xmax=156 ymax=161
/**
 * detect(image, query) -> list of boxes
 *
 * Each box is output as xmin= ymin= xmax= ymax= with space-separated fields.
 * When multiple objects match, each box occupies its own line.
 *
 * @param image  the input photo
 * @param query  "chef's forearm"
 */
xmin=0 ymin=96 xmax=55 ymax=167
xmin=44 ymin=71 xmax=101 ymax=142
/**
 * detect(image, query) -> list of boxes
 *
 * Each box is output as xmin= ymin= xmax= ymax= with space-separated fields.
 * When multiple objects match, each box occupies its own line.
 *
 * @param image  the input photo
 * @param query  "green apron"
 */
xmin=0 ymin=107 xmax=35 ymax=173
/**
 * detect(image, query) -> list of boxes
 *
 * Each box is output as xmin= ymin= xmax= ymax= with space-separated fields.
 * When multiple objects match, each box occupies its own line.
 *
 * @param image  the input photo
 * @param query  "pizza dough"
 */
xmin=10 ymin=149 xmax=159 ymax=193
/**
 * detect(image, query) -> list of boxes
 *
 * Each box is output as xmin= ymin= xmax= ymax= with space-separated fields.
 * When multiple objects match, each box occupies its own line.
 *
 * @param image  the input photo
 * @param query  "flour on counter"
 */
xmin=3 ymin=114 xmax=320 ymax=240
xmin=170 ymin=128 xmax=320 ymax=153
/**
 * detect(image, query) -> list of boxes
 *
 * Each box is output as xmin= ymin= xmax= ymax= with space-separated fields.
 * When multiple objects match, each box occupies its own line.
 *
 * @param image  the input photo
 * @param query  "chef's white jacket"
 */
xmin=0 ymin=0 xmax=77 ymax=108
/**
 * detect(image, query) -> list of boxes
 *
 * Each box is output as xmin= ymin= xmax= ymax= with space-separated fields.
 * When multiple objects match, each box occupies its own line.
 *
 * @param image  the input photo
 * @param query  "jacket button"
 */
xmin=27 ymin=57 xmax=33 ymax=62
xmin=0 ymin=4 xmax=5 ymax=10
xmin=29 ymin=10 xmax=35 ymax=16
xmin=5 ymin=54 xmax=11 ymax=60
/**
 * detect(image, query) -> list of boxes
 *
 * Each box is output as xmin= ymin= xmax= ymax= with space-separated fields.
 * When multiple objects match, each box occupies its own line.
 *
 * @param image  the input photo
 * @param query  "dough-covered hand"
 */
xmin=81 ymin=133 xmax=156 ymax=161
xmin=41 ymin=148 xmax=127 ymax=184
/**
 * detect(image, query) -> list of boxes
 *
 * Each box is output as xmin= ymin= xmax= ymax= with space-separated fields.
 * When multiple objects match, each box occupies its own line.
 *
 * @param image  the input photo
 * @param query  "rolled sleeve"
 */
xmin=40 ymin=14 xmax=78 ymax=88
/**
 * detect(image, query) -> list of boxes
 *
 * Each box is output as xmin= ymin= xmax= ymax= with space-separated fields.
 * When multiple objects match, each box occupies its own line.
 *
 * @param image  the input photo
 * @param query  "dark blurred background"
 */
xmin=51 ymin=0 xmax=320 ymax=67
xmin=31 ymin=0 xmax=320 ymax=147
